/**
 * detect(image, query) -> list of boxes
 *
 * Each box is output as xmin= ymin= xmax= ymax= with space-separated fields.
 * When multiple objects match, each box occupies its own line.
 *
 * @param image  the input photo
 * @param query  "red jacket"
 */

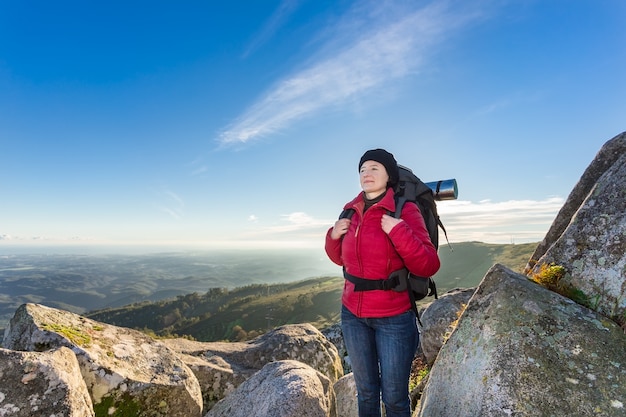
xmin=325 ymin=188 xmax=440 ymax=318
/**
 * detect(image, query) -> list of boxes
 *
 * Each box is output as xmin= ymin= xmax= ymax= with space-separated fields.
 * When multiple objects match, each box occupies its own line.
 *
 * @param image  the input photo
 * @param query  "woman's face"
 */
xmin=359 ymin=160 xmax=389 ymax=198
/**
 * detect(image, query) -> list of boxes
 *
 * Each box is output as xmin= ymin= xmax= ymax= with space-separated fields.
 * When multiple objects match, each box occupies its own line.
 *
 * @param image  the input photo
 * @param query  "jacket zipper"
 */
xmin=355 ymin=212 xmax=363 ymax=316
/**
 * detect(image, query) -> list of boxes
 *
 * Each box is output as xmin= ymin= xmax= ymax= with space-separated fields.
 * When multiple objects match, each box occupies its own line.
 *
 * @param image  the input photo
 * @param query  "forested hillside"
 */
xmin=87 ymin=242 xmax=537 ymax=341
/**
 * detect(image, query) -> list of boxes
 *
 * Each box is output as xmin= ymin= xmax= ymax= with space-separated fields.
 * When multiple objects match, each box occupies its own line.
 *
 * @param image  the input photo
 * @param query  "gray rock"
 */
xmin=419 ymin=287 xmax=475 ymax=365
xmin=417 ymin=264 xmax=626 ymax=417
xmin=322 ymin=322 xmax=349 ymax=373
xmin=205 ymin=359 xmax=335 ymax=417
xmin=334 ymin=373 xmax=357 ymax=417
xmin=174 ymin=351 xmax=248 ymax=413
xmin=0 ymin=346 xmax=94 ymax=417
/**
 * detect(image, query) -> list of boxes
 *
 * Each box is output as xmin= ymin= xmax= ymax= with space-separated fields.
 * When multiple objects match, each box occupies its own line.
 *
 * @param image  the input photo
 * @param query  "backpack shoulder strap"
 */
xmin=339 ymin=208 xmax=355 ymax=220
xmin=392 ymin=196 xmax=407 ymax=219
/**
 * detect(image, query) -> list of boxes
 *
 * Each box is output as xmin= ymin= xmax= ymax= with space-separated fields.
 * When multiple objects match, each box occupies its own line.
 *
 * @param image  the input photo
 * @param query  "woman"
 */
xmin=325 ymin=148 xmax=440 ymax=417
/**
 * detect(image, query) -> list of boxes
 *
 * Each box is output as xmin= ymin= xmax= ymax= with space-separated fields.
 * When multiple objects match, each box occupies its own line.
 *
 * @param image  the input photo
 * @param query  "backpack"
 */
xmin=339 ymin=164 xmax=455 ymax=319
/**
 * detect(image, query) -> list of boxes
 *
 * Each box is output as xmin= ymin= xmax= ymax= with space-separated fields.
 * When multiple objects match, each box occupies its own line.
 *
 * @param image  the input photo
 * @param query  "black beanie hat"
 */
xmin=359 ymin=148 xmax=399 ymax=187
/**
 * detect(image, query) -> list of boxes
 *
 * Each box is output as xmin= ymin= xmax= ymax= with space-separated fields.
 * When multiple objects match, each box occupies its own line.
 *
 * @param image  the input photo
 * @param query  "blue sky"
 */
xmin=1 ymin=0 xmax=624 ymax=251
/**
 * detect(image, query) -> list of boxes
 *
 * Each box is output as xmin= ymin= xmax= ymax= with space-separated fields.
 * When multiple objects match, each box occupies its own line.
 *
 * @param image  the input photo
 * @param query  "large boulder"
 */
xmin=417 ymin=264 xmax=626 ymax=417
xmin=173 ymin=350 xmax=248 ymax=412
xmin=162 ymin=323 xmax=343 ymax=411
xmin=205 ymin=359 xmax=335 ymax=417
xmin=418 ymin=287 xmax=475 ymax=365
xmin=2 ymin=303 xmax=203 ymax=417
xmin=0 ymin=346 xmax=94 ymax=417
xmin=526 ymin=132 xmax=626 ymax=325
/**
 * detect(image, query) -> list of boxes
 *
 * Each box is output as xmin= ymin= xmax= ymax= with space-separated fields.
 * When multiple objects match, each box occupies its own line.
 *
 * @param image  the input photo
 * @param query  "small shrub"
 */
xmin=530 ymin=263 xmax=566 ymax=291
xmin=530 ymin=263 xmax=595 ymax=309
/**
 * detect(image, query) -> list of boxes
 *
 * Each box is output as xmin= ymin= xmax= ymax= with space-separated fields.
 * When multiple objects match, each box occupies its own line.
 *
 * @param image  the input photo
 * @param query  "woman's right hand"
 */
xmin=330 ymin=218 xmax=351 ymax=240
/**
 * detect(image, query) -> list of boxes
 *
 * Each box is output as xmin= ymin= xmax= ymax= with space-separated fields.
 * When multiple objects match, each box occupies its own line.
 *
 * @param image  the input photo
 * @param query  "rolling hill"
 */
xmin=85 ymin=242 xmax=537 ymax=341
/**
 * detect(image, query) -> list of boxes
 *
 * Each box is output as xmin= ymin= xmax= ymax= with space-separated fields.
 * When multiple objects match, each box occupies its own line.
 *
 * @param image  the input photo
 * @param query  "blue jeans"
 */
xmin=341 ymin=305 xmax=419 ymax=417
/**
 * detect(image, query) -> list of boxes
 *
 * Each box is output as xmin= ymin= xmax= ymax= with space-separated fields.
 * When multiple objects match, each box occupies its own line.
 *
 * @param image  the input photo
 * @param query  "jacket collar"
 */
xmin=345 ymin=187 xmax=396 ymax=214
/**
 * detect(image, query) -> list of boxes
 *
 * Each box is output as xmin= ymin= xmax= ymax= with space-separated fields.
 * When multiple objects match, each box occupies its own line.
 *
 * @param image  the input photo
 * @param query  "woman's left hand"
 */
xmin=381 ymin=214 xmax=402 ymax=234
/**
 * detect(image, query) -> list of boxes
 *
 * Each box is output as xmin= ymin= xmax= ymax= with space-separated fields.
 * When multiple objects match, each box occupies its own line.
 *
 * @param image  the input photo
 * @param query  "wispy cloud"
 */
xmin=157 ymin=190 xmax=185 ymax=220
xmin=242 ymin=0 xmax=303 ymax=59
xmin=186 ymin=157 xmax=208 ymax=177
xmin=471 ymin=90 xmax=546 ymax=118
xmin=237 ymin=196 xmax=563 ymax=245
xmin=218 ymin=1 xmax=488 ymax=145
xmin=242 ymin=211 xmax=331 ymax=238
xmin=435 ymin=197 xmax=564 ymax=243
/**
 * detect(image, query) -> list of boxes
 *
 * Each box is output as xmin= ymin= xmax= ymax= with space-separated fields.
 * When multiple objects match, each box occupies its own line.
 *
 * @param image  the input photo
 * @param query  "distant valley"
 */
xmin=0 ymin=248 xmax=338 ymax=329
xmin=0 ymin=242 xmax=538 ymax=337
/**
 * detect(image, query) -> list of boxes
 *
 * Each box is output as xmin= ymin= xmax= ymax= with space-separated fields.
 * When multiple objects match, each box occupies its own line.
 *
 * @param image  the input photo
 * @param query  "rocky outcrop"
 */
xmin=525 ymin=132 xmax=626 ymax=326
xmin=1 ymin=305 xmax=342 ymax=417
xmin=161 ymin=323 xmax=343 ymax=411
xmin=417 ymin=263 xmax=626 ymax=417
xmin=415 ymin=132 xmax=626 ymax=416
xmin=2 ymin=303 xmax=204 ymax=417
